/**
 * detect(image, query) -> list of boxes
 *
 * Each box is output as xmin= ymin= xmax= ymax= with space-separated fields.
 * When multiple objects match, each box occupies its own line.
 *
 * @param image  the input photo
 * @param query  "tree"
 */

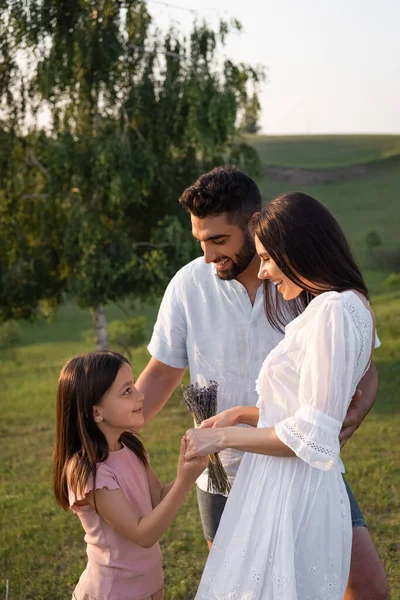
xmin=0 ymin=127 xmax=66 ymax=322
xmin=240 ymin=92 xmax=262 ymax=134
xmin=365 ymin=228 xmax=382 ymax=251
xmin=365 ymin=227 xmax=382 ymax=268
xmin=1 ymin=1 xmax=264 ymax=348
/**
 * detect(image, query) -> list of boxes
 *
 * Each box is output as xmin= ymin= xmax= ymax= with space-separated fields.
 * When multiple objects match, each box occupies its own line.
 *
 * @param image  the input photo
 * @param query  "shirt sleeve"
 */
xmin=374 ymin=330 xmax=381 ymax=349
xmin=147 ymin=275 xmax=188 ymax=369
xmin=68 ymin=463 xmax=120 ymax=512
xmin=275 ymin=298 xmax=365 ymax=470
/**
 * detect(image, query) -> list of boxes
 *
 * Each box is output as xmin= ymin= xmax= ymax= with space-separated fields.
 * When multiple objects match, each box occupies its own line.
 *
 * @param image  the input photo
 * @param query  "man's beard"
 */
xmin=216 ymin=229 xmax=256 ymax=280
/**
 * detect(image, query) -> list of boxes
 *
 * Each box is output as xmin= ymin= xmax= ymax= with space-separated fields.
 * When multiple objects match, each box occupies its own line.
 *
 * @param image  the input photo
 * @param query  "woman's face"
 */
xmin=255 ymin=235 xmax=304 ymax=300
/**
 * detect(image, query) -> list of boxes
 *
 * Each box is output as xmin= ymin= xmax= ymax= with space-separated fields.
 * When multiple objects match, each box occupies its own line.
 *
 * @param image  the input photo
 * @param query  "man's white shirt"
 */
xmin=148 ymin=257 xmax=284 ymax=493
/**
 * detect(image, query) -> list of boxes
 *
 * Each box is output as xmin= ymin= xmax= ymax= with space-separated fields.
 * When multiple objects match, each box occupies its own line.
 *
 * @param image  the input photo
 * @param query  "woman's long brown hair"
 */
xmin=53 ymin=351 xmax=148 ymax=511
xmin=254 ymin=192 xmax=368 ymax=332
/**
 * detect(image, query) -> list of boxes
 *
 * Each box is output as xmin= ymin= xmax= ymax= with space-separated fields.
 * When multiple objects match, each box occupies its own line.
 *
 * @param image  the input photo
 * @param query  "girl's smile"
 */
xmin=94 ymin=362 xmax=145 ymax=436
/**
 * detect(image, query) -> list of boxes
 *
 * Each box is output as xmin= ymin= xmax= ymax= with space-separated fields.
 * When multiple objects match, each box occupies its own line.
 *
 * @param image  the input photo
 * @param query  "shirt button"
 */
xmin=253 ymin=355 xmax=259 ymax=361
xmin=251 ymin=322 xmax=257 ymax=327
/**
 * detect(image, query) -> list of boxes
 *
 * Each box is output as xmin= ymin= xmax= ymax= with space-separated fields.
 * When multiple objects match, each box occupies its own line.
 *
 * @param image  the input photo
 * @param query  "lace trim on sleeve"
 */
xmin=275 ymin=411 xmax=340 ymax=471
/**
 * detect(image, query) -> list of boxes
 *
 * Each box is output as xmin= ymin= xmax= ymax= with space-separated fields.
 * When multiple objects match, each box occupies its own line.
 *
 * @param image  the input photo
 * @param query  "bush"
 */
xmin=384 ymin=273 xmax=400 ymax=291
xmin=108 ymin=317 xmax=148 ymax=358
xmin=365 ymin=228 xmax=382 ymax=250
xmin=0 ymin=321 xmax=21 ymax=349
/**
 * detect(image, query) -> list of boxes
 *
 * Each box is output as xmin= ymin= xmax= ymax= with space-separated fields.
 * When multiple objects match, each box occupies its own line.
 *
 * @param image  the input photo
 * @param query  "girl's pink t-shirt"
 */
xmin=68 ymin=444 xmax=163 ymax=600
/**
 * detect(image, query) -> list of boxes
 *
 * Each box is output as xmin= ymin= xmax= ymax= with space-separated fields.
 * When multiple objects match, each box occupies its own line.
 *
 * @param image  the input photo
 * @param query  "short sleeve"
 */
xmin=68 ymin=463 xmax=120 ymax=512
xmin=147 ymin=275 xmax=188 ymax=369
xmin=374 ymin=331 xmax=381 ymax=349
xmin=275 ymin=298 xmax=371 ymax=470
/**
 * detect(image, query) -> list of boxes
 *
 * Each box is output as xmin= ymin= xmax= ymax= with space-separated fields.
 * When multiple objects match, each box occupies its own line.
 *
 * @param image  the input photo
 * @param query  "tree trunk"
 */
xmin=92 ymin=304 xmax=108 ymax=350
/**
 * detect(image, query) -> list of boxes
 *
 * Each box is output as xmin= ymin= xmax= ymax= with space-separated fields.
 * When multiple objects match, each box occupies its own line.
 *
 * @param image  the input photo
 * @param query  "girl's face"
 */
xmin=93 ymin=362 xmax=144 ymax=432
xmin=255 ymin=235 xmax=304 ymax=301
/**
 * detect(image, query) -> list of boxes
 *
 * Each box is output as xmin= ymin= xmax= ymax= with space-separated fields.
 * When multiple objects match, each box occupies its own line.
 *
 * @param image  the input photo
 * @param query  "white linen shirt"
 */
xmin=147 ymin=256 xmax=284 ymax=493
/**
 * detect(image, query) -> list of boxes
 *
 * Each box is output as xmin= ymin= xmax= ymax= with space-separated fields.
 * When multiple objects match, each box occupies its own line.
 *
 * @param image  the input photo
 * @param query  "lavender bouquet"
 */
xmin=181 ymin=380 xmax=231 ymax=496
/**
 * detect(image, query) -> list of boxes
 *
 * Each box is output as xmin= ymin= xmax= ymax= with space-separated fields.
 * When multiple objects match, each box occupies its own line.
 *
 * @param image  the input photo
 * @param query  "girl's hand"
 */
xmin=176 ymin=437 xmax=208 ymax=485
xmin=199 ymin=407 xmax=239 ymax=429
xmin=184 ymin=428 xmax=225 ymax=460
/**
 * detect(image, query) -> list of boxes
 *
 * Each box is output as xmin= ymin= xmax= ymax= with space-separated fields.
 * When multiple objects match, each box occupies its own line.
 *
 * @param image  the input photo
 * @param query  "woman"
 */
xmin=185 ymin=192 xmax=377 ymax=599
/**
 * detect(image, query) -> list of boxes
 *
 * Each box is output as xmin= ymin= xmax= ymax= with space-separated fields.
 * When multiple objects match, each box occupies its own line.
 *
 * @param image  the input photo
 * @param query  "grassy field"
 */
xmin=247 ymin=133 xmax=400 ymax=168
xmin=1 ymin=135 xmax=400 ymax=599
xmin=258 ymin=156 xmax=400 ymax=298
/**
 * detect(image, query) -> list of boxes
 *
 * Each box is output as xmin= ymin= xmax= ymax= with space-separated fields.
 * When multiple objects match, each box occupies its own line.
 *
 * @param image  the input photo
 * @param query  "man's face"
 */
xmin=191 ymin=213 xmax=256 ymax=280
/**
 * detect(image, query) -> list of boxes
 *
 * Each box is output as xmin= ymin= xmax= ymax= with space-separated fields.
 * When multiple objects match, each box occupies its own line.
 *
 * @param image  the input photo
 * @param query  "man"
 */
xmin=137 ymin=166 xmax=388 ymax=599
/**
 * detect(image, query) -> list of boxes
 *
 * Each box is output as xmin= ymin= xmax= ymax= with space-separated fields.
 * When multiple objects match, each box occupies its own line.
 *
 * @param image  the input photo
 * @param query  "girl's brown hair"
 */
xmin=53 ymin=351 xmax=148 ymax=511
xmin=254 ymin=192 xmax=368 ymax=332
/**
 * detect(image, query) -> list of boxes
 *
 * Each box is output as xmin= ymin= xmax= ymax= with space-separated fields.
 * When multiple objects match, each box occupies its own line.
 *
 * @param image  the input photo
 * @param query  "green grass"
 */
xmin=247 ymin=134 xmax=400 ymax=168
xmin=0 ymin=301 xmax=207 ymax=600
xmin=1 ymin=135 xmax=400 ymax=598
xmin=1 ymin=291 xmax=399 ymax=599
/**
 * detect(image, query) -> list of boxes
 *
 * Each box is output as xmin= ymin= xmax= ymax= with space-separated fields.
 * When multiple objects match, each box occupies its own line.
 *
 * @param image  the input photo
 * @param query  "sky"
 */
xmin=147 ymin=0 xmax=400 ymax=135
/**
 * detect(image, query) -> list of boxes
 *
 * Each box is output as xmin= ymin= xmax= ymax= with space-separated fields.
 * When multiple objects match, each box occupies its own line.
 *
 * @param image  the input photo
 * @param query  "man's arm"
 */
xmin=136 ymin=357 xmax=186 ymax=424
xmin=340 ymin=360 xmax=379 ymax=447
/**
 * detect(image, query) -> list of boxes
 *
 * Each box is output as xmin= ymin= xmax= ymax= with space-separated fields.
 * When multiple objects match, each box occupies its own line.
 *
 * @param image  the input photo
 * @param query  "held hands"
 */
xmin=176 ymin=437 xmax=208 ymax=485
xmin=184 ymin=427 xmax=225 ymax=461
xmin=183 ymin=408 xmax=236 ymax=460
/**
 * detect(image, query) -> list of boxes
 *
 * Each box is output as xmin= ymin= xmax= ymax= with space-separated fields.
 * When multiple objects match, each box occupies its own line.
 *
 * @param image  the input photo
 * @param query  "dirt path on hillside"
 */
xmin=265 ymin=153 xmax=400 ymax=185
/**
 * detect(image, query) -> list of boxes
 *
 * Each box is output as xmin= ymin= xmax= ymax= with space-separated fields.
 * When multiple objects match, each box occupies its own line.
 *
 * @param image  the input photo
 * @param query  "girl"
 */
xmin=185 ymin=192 xmax=377 ymax=599
xmin=53 ymin=351 xmax=207 ymax=600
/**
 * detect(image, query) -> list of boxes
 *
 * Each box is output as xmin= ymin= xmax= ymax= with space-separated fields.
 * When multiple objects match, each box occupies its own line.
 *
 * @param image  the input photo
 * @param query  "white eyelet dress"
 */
xmin=195 ymin=291 xmax=374 ymax=600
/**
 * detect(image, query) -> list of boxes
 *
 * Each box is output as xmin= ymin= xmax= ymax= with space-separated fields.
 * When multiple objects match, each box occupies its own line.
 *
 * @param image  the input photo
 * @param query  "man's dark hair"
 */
xmin=179 ymin=166 xmax=262 ymax=227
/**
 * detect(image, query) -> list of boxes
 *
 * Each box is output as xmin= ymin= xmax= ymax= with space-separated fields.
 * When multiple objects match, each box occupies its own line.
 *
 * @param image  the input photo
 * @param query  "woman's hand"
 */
xmin=184 ymin=428 xmax=226 ymax=460
xmin=199 ymin=407 xmax=239 ymax=429
xmin=176 ymin=437 xmax=208 ymax=485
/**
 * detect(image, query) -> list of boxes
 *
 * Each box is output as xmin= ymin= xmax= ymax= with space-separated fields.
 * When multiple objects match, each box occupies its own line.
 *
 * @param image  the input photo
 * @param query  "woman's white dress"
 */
xmin=195 ymin=291 xmax=374 ymax=600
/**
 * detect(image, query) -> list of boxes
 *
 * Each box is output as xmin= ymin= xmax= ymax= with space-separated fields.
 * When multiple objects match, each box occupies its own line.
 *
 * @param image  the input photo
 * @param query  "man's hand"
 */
xmin=340 ymin=389 xmax=363 ymax=448
xmin=199 ymin=408 xmax=240 ymax=429
xmin=339 ymin=361 xmax=379 ymax=448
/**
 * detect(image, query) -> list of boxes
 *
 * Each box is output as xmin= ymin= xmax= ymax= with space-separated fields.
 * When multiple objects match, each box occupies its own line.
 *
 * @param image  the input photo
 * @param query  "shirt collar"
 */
xmin=211 ymin=263 xmax=218 ymax=276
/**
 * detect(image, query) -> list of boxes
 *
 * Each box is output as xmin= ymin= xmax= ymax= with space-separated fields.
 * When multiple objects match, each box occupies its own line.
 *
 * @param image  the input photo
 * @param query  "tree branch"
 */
xmin=128 ymin=43 xmax=181 ymax=61
xmin=132 ymin=241 xmax=168 ymax=249
xmin=114 ymin=300 xmax=133 ymax=317
xmin=122 ymin=104 xmax=129 ymax=141
xmin=20 ymin=194 xmax=50 ymax=200
xmin=26 ymin=149 xmax=50 ymax=180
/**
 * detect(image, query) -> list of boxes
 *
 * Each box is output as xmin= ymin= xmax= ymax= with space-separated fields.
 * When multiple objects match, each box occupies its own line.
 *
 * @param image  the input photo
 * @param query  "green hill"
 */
xmin=247 ymin=133 xmax=400 ymax=168
xmin=252 ymin=135 xmax=400 ymax=298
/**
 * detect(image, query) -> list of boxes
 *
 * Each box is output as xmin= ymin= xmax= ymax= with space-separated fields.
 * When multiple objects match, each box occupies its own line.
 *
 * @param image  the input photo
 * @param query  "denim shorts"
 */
xmin=196 ymin=475 xmax=366 ymax=543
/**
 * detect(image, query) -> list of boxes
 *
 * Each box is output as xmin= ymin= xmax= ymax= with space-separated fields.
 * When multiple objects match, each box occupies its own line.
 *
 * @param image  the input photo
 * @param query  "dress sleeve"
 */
xmin=68 ymin=463 xmax=120 ymax=512
xmin=147 ymin=275 xmax=188 ymax=369
xmin=275 ymin=298 xmax=362 ymax=470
